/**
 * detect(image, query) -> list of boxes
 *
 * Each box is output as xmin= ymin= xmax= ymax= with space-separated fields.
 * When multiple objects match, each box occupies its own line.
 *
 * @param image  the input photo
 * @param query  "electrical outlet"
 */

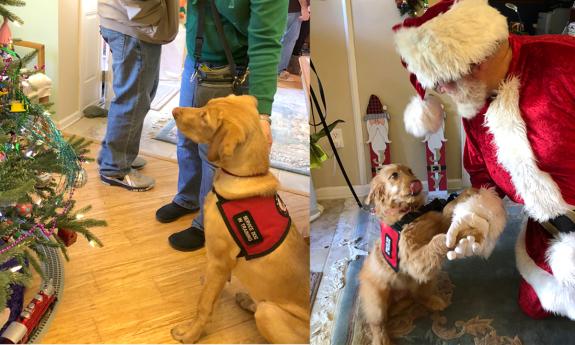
xmin=331 ymin=128 xmax=344 ymax=148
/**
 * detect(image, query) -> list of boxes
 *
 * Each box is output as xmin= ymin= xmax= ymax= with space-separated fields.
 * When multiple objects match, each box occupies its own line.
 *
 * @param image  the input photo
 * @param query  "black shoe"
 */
xmin=168 ymin=226 xmax=205 ymax=252
xmin=156 ymin=202 xmax=197 ymax=223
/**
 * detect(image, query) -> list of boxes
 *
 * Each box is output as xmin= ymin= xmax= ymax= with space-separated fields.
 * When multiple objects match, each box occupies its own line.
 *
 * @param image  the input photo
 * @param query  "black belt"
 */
xmin=541 ymin=210 xmax=575 ymax=235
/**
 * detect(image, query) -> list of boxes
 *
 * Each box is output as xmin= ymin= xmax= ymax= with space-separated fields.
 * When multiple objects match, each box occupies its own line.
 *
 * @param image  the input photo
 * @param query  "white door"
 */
xmin=79 ymin=0 xmax=101 ymax=110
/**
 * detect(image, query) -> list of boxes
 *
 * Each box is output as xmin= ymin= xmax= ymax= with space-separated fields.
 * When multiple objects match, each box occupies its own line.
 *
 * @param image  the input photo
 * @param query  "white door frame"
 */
xmin=78 ymin=0 xmax=102 ymax=111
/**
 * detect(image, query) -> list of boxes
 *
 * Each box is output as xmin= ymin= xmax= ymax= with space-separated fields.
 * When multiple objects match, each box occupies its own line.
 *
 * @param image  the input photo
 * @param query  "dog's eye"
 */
xmin=389 ymin=172 xmax=399 ymax=180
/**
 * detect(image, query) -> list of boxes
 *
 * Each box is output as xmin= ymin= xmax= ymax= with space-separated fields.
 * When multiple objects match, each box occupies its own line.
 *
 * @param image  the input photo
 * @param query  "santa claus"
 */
xmin=393 ymin=0 xmax=575 ymax=320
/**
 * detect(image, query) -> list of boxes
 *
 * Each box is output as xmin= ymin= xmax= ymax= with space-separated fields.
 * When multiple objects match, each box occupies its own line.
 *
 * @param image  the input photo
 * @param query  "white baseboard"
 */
xmin=57 ymin=110 xmax=83 ymax=130
xmin=315 ymin=179 xmax=465 ymax=201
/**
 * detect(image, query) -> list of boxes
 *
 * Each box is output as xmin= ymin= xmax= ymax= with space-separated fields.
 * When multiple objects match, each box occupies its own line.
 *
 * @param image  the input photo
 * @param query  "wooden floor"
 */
xmin=36 ymin=144 xmax=309 ymax=344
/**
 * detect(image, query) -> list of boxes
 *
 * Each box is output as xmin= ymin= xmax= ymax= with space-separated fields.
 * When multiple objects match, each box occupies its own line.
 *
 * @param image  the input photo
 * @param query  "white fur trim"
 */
xmin=484 ymin=77 xmax=571 ymax=221
xmin=394 ymin=0 xmax=508 ymax=89
xmin=547 ymin=232 xmax=575 ymax=288
xmin=403 ymin=94 xmax=443 ymax=137
xmin=515 ymin=220 xmax=575 ymax=320
xmin=449 ymin=188 xmax=507 ymax=258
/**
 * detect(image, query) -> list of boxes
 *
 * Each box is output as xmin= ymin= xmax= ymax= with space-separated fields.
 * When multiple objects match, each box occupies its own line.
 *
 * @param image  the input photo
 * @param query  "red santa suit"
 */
xmin=393 ymin=0 xmax=575 ymax=320
xmin=462 ymin=34 xmax=575 ymax=319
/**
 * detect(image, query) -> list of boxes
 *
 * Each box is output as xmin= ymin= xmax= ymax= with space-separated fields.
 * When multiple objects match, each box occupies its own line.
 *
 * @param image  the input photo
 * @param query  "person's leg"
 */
xmin=292 ymin=19 xmax=309 ymax=57
xmin=278 ymin=13 xmax=302 ymax=73
xmin=173 ymin=57 xmax=203 ymax=210
xmin=157 ymin=56 xmax=202 ymax=222
xmin=99 ymin=27 xmax=160 ymax=180
xmin=190 ymin=143 xmax=216 ymax=230
xmin=168 ymin=142 xmax=214 ymax=251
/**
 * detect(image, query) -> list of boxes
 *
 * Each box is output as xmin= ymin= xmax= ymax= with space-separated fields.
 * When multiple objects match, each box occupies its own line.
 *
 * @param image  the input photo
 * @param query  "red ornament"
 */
xmin=0 ymin=17 xmax=12 ymax=47
xmin=15 ymin=203 xmax=32 ymax=216
xmin=56 ymin=228 xmax=77 ymax=247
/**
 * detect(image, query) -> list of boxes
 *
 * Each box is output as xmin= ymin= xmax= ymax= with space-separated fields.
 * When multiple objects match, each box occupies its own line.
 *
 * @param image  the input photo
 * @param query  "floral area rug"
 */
xmin=324 ymin=199 xmax=574 ymax=345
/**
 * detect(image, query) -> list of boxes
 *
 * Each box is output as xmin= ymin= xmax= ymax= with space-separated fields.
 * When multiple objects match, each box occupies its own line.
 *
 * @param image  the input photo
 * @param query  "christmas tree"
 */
xmin=0 ymin=0 xmax=25 ymax=26
xmin=0 ymin=45 xmax=104 ymax=311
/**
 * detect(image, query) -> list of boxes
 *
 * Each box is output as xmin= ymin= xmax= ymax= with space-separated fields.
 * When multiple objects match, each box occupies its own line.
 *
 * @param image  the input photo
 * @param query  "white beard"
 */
xmin=448 ymin=78 xmax=489 ymax=119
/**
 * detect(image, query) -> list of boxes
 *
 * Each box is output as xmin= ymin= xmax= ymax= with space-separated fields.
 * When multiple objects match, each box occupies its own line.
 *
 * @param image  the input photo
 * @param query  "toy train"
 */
xmin=0 ymin=280 xmax=56 ymax=344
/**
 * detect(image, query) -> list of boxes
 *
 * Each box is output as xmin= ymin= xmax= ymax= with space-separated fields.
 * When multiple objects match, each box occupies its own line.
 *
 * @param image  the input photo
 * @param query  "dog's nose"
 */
xmin=410 ymin=180 xmax=423 ymax=195
xmin=172 ymin=107 xmax=180 ymax=119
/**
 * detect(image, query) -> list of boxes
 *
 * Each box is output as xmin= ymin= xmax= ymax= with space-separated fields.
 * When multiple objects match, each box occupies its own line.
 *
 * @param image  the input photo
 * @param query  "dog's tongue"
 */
xmin=410 ymin=180 xmax=423 ymax=195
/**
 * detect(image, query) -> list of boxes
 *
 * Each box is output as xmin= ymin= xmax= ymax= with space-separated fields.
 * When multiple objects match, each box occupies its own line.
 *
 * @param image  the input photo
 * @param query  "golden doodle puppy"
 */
xmin=170 ymin=95 xmax=310 ymax=344
xmin=359 ymin=164 xmax=505 ymax=345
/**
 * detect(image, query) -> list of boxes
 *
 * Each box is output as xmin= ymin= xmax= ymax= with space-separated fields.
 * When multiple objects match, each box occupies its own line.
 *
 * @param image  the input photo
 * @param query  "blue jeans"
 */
xmin=98 ymin=27 xmax=161 ymax=177
xmin=173 ymin=56 xmax=212 ymax=230
xmin=278 ymin=13 xmax=302 ymax=72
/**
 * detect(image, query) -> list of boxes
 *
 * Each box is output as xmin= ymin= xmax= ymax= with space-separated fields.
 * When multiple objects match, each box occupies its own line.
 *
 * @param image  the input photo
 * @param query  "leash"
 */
xmin=310 ymin=61 xmax=363 ymax=208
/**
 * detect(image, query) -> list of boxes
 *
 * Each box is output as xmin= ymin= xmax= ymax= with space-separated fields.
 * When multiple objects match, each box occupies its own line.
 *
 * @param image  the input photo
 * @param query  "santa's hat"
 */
xmin=364 ymin=95 xmax=389 ymax=121
xmin=392 ymin=0 xmax=508 ymax=137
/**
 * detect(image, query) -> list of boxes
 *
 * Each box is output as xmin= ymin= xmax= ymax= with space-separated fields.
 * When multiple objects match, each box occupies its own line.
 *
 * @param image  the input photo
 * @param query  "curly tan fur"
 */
xmin=359 ymin=164 xmax=478 ymax=345
xmin=170 ymin=95 xmax=309 ymax=344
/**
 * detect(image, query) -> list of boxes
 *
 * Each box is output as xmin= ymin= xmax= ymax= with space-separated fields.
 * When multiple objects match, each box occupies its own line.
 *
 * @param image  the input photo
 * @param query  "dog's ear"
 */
xmin=365 ymin=177 xmax=386 ymax=206
xmin=239 ymin=95 xmax=258 ymax=109
xmin=207 ymin=120 xmax=247 ymax=162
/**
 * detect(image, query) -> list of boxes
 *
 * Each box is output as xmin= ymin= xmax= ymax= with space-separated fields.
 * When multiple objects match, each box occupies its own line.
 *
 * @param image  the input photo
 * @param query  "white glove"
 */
xmin=446 ymin=212 xmax=490 ymax=260
xmin=445 ymin=188 xmax=507 ymax=261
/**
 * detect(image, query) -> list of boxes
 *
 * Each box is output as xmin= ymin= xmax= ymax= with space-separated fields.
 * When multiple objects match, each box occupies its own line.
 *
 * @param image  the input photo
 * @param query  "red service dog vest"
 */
xmin=215 ymin=189 xmax=291 ymax=260
xmin=380 ymin=221 xmax=401 ymax=272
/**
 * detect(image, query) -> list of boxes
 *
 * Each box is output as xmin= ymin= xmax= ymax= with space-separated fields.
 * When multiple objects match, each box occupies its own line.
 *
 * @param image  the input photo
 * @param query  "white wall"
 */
xmin=58 ymin=0 xmax=80 ymax=122
xmin=312 ymin=0 xmax=463 ymax=193
xmin=11 ymin=0 xmax=59 ymax=108
xmin=10 ymin=0 xmax=82 ymax=123
xmin=310 ymin=0 xmax=361 ymax=189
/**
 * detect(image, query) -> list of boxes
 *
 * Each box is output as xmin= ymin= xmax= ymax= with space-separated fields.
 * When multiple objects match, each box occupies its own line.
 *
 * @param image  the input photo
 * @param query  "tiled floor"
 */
xmin=63 ymin=81 xmax=309 ymax=194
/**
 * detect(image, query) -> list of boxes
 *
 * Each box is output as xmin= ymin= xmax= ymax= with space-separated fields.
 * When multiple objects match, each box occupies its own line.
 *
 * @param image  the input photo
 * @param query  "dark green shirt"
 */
xmin=186 ymin=0 xmax=288 ymax=115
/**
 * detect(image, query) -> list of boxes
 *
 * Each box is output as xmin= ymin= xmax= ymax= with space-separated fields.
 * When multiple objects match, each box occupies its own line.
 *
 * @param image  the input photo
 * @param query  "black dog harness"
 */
xmin=380 ymin=194 xmax=458 ymax=272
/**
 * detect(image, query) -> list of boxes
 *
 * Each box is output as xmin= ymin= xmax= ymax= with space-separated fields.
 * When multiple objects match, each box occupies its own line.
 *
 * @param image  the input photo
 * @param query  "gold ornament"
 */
xmin=9 ymin=100 xmax=26 ymax=113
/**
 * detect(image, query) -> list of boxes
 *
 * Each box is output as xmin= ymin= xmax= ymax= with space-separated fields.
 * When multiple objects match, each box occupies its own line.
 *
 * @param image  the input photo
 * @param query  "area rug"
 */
xmin=154 ymin=87 xmax=310 ymax=175
xmin=321 ymin=200 xmax=574 ymax=345
xmin=150 ymin=83 xmax=179 ymax=111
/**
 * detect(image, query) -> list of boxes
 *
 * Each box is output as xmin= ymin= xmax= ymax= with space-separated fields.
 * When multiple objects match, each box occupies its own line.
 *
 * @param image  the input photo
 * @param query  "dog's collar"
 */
xmin=221 ymin=168 xmax=268 ymax=178
xmin=390 ymin=193 xmax=458 ymax=232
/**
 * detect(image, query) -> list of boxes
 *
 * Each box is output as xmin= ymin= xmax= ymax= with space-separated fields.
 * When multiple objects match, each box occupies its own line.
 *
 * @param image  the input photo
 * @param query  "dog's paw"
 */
xmin=421 ymin=295 xmax=449 ymax=311
xmin=431 ymin=234 xmax=448 ymax=253
xmin=235 ymin=292 xmax=257 ymax=313
xmin=370 ymin=329 xmax=392 ymax=345
xmin=171 ymin=320 xmax=203 ymax=344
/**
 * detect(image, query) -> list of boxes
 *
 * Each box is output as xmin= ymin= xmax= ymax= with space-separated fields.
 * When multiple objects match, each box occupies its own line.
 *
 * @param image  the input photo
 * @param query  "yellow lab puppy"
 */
xmin=170 ymin=95 xmax=310 ymax=344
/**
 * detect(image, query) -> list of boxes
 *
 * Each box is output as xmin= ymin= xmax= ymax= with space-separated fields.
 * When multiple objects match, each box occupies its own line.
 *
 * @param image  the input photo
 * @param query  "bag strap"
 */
xmin=209 ymin=0 xmax=237 ymax=74
xmin=194 ymin=0 xmax=237 ymax=75
xmin=194 ymin=0 xmax=207 ymax=64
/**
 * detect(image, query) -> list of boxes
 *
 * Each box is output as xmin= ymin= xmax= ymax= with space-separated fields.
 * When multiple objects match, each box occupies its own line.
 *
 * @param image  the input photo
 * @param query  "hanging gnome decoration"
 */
xmin=364 ymin=95 xmax=391 ymax=176
xmin=422 ymin=103 xmax=447 ymax=196
xmin=0 ymin=17 xmax=12 ymax=49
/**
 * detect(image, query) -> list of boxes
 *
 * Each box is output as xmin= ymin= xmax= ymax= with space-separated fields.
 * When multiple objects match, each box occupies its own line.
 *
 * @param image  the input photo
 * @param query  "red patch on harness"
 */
xmin=217 ymin=193 xmax=291 ymax=260
xmin=380 ymin=221 xmax=400 ymax=272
